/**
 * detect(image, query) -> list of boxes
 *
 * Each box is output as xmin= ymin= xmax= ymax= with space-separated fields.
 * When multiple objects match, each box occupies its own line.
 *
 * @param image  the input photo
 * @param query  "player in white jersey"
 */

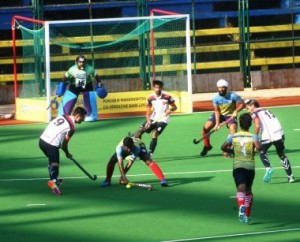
xmin=245 ymin=99 xmax=295 ymax=183
xmin=134 ymin=80 xmax=177 ymax=157
xmin=39 ymin=107 xmax=87 ymax=196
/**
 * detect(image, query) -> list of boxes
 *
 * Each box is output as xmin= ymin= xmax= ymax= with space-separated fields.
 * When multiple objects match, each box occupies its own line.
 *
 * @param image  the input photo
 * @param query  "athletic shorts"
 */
xmin=141 ymin=121 xmax=167 ymax=135
xmin=261 ymin=137 xmax=285 ymax=156
xmin=233 ymin=168 xmax=255 ymax=188
xmin=207 ymin=113 xmax=237 ymax=126
xmin=68 ymin=82 xmax=94 ymax=96
xmin=39 ymin=138 xmax=60 ymax=164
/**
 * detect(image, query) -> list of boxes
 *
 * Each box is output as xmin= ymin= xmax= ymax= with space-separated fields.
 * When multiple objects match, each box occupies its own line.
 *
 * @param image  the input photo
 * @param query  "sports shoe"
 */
xmin=48 ymin=180 xmax=61 ymax=196
xmin=263 ymin=168 xmax=274 ymax=183
xmin=288 ymin=175 xmax=295 ymax=183
xmin=244 ymin=216 xmax=251 ymax=224
xmin=200 ymin=145 xmax=213 ymax=156
xmin=238 ymin=205 xmax=246 ymax=222
xmin=100 ymin=180 xmax=111 ymax=187
xmin=160 ymin=179 xmax=168 ymax=187
xmin=56 ymin=178 xmax=63 ymax=187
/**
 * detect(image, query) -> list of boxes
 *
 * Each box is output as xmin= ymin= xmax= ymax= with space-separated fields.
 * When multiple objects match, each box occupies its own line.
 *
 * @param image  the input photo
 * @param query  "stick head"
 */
xmin=148 ymin=185 xmax=153 ymax=191
xmin=193 ymin=139 xmax=200 ymax=144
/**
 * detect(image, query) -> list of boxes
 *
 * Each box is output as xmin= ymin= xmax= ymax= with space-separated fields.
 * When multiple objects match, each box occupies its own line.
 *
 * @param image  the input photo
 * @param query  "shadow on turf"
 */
xmin=164 ymin=176 xmax=215 ymax=187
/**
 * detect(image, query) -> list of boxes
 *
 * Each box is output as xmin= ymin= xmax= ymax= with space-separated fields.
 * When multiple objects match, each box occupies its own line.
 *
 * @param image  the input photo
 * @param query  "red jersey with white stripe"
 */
xmin=251 ymin=108 xmax=283 ymax=142
xmin=40 ymin=115 xmax=75 ymax=147
xmin=147 ymin=92 xmax=175 ymax=123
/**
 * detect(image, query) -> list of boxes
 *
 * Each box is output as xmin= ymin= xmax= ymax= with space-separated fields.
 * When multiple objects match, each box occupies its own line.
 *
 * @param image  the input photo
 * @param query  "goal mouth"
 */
xmin=12 ymin=13 xmax=192 ymax=122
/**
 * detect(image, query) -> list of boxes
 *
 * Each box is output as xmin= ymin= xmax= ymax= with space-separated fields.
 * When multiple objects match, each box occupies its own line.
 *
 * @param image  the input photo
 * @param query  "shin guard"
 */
xmin=83 ymin=91 xmax=98 ymax=121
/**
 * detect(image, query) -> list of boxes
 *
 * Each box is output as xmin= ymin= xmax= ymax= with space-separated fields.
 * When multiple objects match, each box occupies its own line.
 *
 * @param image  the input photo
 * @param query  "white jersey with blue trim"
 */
xmin=251 ymin=108 xmax=283 ymax=142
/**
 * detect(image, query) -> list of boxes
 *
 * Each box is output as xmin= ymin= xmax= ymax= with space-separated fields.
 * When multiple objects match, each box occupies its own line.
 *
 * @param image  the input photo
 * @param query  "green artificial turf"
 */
xmin=0 ymin=106 xmax=300 ymax=242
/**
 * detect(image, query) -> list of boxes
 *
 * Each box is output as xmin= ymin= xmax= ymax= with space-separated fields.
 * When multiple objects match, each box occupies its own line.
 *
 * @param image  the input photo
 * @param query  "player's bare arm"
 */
xmin=232 ymin=101 xmax=246 ymax=118
xmin=118 ymin=157 xmax=129 ymax=184
xmin=61 ymin=138 xmax=72 ymax=159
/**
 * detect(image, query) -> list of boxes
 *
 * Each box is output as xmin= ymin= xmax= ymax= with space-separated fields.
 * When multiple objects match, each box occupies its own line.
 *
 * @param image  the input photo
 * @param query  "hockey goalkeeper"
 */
xmin=56 ymin=55 xmax=107 ymax=121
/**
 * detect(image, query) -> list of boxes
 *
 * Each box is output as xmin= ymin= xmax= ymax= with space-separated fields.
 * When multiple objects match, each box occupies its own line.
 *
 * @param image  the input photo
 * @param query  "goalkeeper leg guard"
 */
xmin=58 ymin=90 xmax=77 ymax=115
xmin=83 ymin=91 xmax=98 ymax=121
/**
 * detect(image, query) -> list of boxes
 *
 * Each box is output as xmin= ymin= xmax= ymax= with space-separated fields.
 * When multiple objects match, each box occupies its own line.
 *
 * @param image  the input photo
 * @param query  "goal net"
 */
xmin=12 ymin=14 xmax=192 ymax=122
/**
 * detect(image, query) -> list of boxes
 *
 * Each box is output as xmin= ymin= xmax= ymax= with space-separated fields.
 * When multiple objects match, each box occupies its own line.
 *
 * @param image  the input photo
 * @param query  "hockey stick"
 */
xmin=151 ymin=112 xmax=168 ymax=124
xmin=193 ymin=118 xmax=233 ymax=145
xmin=46 ymin=96 xmax=58 ymax=110
xmin=128 ymin=182 xmax=153 ymax=191
xmin=69 ymin=158 xmax=97 ymax=181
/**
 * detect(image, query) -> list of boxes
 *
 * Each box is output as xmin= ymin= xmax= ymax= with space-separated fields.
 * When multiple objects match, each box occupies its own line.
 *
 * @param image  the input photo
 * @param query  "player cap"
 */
xmin=216 ymin=79 xmax=228 ymax=87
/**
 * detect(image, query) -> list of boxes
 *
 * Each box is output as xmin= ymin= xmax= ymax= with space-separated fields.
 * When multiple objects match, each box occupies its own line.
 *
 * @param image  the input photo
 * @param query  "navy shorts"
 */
xmin=39 ymin=139 xmax=60 ymax=164
xmin=208 ymin=113 xmax=237 ymax=126
xmin=233 ymin=168 xmax=255 ymax=188
xmin=141 ymin=121 xmax=167 ymax=135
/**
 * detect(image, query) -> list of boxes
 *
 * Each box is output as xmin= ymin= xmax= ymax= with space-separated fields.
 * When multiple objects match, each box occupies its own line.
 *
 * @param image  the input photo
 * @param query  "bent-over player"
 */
xmin=101 ymin=136 xmax=168 ymax=187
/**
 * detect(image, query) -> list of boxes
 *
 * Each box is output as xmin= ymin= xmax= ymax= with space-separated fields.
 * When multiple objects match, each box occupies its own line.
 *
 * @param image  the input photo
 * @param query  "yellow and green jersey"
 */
xmin=227 ymin=131 xmax=258 ymax=170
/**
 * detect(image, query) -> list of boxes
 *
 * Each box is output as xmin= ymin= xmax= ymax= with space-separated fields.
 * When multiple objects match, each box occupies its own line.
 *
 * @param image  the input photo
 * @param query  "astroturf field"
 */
xmin=1 ymin=106 xmax=300 ymax=242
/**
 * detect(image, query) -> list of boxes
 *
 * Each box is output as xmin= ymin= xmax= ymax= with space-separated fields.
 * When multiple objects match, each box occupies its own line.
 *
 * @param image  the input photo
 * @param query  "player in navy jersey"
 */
xmin=134 ymin=80 xmax=177 ymax=157
xmin=199 ymin=79 xmax=245 ymax=158
xmin=221 ymin=113 xmax=261 ymax=224
xmin=39 ymin=107 xmax=87 ymax=196
xmin=245 ymin=99 xmax=295 ymax=183
xmin=100 ymin=136 xmax=168 ymax=187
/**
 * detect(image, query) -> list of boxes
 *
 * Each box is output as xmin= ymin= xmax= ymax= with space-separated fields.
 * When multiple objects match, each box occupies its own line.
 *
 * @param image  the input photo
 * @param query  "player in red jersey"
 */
xmin=134 ymin=80 xmax=177 ymax=157
xmin=39 ymin=106 xmax=87 ymax=196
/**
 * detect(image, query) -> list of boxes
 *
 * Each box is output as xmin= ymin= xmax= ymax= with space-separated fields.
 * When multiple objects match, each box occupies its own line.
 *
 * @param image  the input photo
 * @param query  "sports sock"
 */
xmin=202 ymin=130 xmax=210 ymax=147
xmin=280 ymin=156 xmax=293 ymax=176
xmin=236 ymin=191 xmax=245 ymax=207
xmin=149 ymin=138 xmax=157 ymax=154
xmin=48 ymin=163 xmax=59 ymax=180
xmin=245 ymin=192 xmax=253 ymax=217
xmin=259 ymin=151 xmax=271 ymax=168
xmin=149 ymin=162 xmax=165 ymax=181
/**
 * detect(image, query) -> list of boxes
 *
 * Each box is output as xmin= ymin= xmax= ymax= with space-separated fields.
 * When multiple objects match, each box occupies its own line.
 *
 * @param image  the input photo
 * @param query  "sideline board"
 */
xmin=15 ymin=90 xmax=192 ymax=122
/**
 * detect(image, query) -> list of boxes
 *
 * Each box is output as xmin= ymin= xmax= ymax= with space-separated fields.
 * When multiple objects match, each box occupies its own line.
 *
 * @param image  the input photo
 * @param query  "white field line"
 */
xmin=161 ymin=227 xmax=300 ymax=242
xmin=1 ymin=166 xmax=300 ymax=182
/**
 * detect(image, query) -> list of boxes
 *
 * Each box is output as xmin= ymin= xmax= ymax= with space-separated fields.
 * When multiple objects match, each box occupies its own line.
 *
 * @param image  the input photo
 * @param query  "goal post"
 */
xmin=12 ymin=14 xmax=192 ymax=122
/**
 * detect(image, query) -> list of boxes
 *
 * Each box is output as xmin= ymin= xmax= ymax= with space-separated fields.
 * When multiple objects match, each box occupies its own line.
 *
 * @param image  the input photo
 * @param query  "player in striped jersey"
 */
xmin=134 ymin=80 xmax=177 ymax=157
xmin=39 ymin=106 xmax=87 ymax=196
xmin=245 ymin=99 xmax=295 ymax=183
xmin=221 ymin=113 xmax=261 ymax=224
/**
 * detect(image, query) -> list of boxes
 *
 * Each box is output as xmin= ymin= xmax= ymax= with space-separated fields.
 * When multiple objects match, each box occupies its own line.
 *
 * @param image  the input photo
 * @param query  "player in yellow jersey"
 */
xmin=221 ymin=113 xmax=261 ymax=224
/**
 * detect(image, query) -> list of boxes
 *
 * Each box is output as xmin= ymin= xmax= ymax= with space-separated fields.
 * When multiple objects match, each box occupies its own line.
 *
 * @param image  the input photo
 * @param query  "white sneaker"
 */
xmin=288 ymin=175 xmax=295 ymax=183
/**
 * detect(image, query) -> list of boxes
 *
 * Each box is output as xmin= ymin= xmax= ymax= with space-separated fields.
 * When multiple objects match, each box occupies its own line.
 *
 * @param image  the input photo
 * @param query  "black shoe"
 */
xmin=200 ymin=145 xmax=213 ymax=156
